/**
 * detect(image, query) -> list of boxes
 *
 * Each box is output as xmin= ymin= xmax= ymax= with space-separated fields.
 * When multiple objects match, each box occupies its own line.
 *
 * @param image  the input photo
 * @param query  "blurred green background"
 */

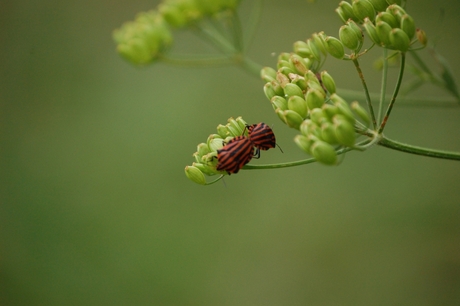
xmin=1 ymin=0 xmax=460 ymax=305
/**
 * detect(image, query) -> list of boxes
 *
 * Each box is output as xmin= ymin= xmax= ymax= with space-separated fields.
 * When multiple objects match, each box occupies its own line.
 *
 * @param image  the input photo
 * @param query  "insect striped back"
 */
xmin=247 ymin=123 xmax=276 ymax=151
xmin=216 ymin=136 xmax=254 ymax=174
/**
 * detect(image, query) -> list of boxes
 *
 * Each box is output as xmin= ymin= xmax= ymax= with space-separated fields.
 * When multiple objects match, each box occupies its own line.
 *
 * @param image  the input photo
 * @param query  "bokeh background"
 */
xmin=1 ymin=0 xmax=460 ymax=305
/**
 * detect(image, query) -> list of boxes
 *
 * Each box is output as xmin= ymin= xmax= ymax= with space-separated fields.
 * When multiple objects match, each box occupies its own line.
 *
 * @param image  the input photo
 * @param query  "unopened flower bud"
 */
xmin=321 ymin=122 xmax=339 ymax=144
xmin=293 ymin=41 xmax=312 ymax=58
xmin=375 ymin=11 xmax=398 ymax=28
xmin=339 ymin=24 xmax=361 ymax=50
xmin=260 ymin=67 xmax=277 ymax=82
xmin=307 ymin=38 xmax=322 ymax=61
xmin=193 ymin=162 xmax=217 ymax=176
xmin=311 ymin=140 xmax=338 ymax=165
xmin=310 ymin=108 xmax=327 ymax=125
xmin=185 ymin=166 xmax=206 ymax=185
xmin=306 ymin=88 xmax=326 ymax=110
xmin=216 ymin=124 xmax=229 ymax=138
xmin=389 ymin=28 xmax=410 ymax=52
xmin=320 ymin=71 xmax=336 ymax=94
xmin=351 ymin=101 xmax=371 ymax=126
xmin=333 ymin=115 xmax=356 ymax=146
xmin=300 ymin=120 xmax=319 ymax=137
xmin=352 ymin=0 xmax=376 ymax=22
xmin=400 ymin=14 xmax=416 ymax=40
xmin=330 ymin=94 xmax=355 ymax=124
xmin=312 ymin=32 xmax=328 ymax=55
xmin=416 ymin=28 xmax=427 ymax=47
xmin=235 ymin=117 xmax=249 ymax=134
xmin=363 ymin=17 xmax=382 ymax=45
xmin=325 ymin=36 xmax=345 ymax=59
xmin=208 ymin=134 xmax=225 ymax=151
xmin=288 ymin=96 xmax=309 ymax=118
xmin=264 ymin=82 xmax=277 ymax=100
xmin=368 ymin=0 xmax=388 ymax=12
xmin=336 ymin=1 xmax=357 ymax=23
xmin=284 ymin=83 xmax=305 ymax=99
xmin=376 ymin=20 xmax=393 ymax=46
xmin=271 ymin=96 xmax=288 ymax=111
xmin=281 ymin=109 xmax=304 ymax=130
xmin=294 ymin=134 xmax=314 ymax=154
xmin=227 ymin=117 xmax=244 ymax=136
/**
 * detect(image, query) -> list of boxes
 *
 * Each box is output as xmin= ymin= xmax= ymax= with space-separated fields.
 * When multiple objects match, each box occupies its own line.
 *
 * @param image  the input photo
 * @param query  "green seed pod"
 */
xmin=276 ymin=71 xmax=290 ymax=88
xmin=310 ymin=108 xmax=327 ymax=125
xmin=300 ymin=120 xmax=319 ymax=137
xmin=368 ymin=0 xmax=389 ymax=12
xmin=311 ymin=140 xmax=338 ymax=165
xmin=312 ymin=32 xmax=328 ymax=55
xmin=235 ymin=117 xmax=249 ymax=135
xmin=271 ymin=96 xmax=288 ymax=111
xmin=325 ymin=36 xmax=345 ymax=59
xmin=290 ymin=54 xmax=309 ymax=75
xmin=339 ymin=24 xmax=361 ymax=50
xmin=293 ymin=41 xmax=312 ymax=58
xmin=333 ymin=115 xmax=356 ymax=146
xmin=216 ymin=124 xmax=230 ymax=138
xmin=416 ymin=28 xmax=427 ymax=47
xmin=351 ymin=101 xmax=371 ymax=126
xmin=260 ymin=67 xmax=277 ymax=82
xmin=376 ymin=20 xmax=393 ymax=46
xmin=352 ymin=0 xmax=376 ymax=22
xmin=288 ymin=96 xmax=309 ymax=118
xmin=386 ymin=4 xmax=406 ymax=24
xmin=321 ymin=122 xmax=339 ymax=145
xmin=278 ymin=52 xmax=292 ymax=62
xmin=208 ymin=134 xmax=225 ymax=151
xmin=284 ymin=83 xmax=305 ymax=99
xmin=306 ymin=88 xmax=326 ymax=110
xmin=289 ymin=74 xmax=308 ymax=91
xmin=375 ymin=11 xmax=398 ymax=28
xmin=330 ymin=94 xmax=356 ymax=124
xmin=263 ymin=82 xmax=277 ymax=100
xmin=227 ymin=117 xmax=244 ymax=136
xmin=277 ymin=60 xmax=295 ymax=72
xmin=307 ymin=38 xmax=322 ymax=61
xmin=294 ymin=134 xmax=314 ymax=154
xmin=282 ymin=109 xmax=304 ymax=130
xmin=336 ymin=1 xmax=357 ymax=23
xmin=320 ymin=71 xmax=336 ymax=94
xmin=347 ymin=19 xmax=364 ymax=40
xmin=389 ymin=28 xmax=410 ymax=52
xmin=196 ymin=142 xmax=211 ymax=157
xmin=185 ymin=165 xmax=207 ymax=185
xmin=322 ymin=104 xmax=340 ymax=121
xmin=363 ymin=17 xmax=382 ymax=45
xmin=400 ymin=14 xmax=416 ymax=40
xmin=275 ymin=108 xmax=288 ymax=125
xmin=193 ymin=162 xmax=218 ymax=176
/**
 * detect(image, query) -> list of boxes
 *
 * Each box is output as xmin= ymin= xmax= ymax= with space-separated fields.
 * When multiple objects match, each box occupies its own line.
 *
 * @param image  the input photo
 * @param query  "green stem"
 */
xmin=378 ymin=52 xmax=406 ymax=134
xmin=378 ymin=136 xmax=460 ymax=160
xmin=378 ymin=48 xmax=388 ymax=123
xmin=159 ymin=54 xmax=234 ymax=67
xmin=352 ymin=58 xmax=378 ymax=129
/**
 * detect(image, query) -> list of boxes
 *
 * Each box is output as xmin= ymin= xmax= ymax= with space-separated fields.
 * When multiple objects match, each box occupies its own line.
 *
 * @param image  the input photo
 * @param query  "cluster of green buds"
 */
xmin=336 ymin=1 xmax=426 ymax=52
xmin=113 ymin=11 xmax=172 ymax=65
xmin=185 ymin=117 xmax=248 ymax=185
xmin=159 ymin=0 xmax=241 ymax=28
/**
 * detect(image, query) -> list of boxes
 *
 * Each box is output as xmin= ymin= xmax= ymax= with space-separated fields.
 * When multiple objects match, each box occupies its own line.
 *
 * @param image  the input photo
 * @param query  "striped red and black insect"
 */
xmin=216 ymin=136 xmax=254 ymax=174
xmin=246 ymin=122 xmax=283 ymax=158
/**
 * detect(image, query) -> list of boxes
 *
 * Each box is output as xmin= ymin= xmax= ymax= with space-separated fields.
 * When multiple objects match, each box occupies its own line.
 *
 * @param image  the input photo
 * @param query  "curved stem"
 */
xmin=378 ymin=136 xmax=460 ymax=160
xmin=352 ymin=58 xmax=378 ymax=129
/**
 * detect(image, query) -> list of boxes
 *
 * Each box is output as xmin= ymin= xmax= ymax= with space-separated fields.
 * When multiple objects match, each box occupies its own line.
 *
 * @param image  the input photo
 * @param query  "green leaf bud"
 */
xmin=289 ymin=73 xmax=308 ymax=91
xmin=375 ymin=11 xmax=398 ymax=28
xmin=416 ymin=28 xmax=427 ymax=47
xmin=185 ymin=165 xmax=206 ymax=185
xmin=281 ymin=109 xmax=304 ymax=130
xmin=260 ymin=67 xmax=277 ymax=82
xmin=368 ymin=0 xmax=389 ymax=12
xmin=300 ymin=120 xmax=319 ymax=137
xmin=207 ymin=134 xmax=225 ymax=151
xmin=400 ymin=14 xmax=416 ymax=40
xmin=276 ymin=71 xmax=291 ymax=88
xmin=389 ymin=28 xmax=410 ymax=52
xmin=306 ymin=88 xmax=326 ymax=110
xmin=336 ymin=1 xmax=357 ymax=23
xmin=309 ymin=108 xmax=327 ymax=125
xmin=290 ymin=54 xmax=309 ymax=75
xmin=320 ymin=71 xmax=337 ymax=94
xmin=263 ymin=82 xmax=277 ymax=100
xmin=284 ymin=83 xmax=305 ymax=99
xmin=352 ymin=0 xmax=376 ymax=22
xmin=351 ymin=101 xmax=371 ymax=126
xmin=293 ymin=41 xmax=312 ymax=58
xmin=363 ymin=17 xmax=382 ymax=45
xmin=311 ymin=140 xmax=338 ymax=165
xmin=312 ymin=32 xmax=328 ymax=55
xmin=339 ymin=24 xmax=361 ymax=50
xmin=294 ymin=134 xmax=314 ymax=154
xmin=288 ymin=96 xmax=309 ymax=118
xmin=307 ymin=38 xmax=322 ymax=61
xmin=330 ymin=94 xmax=356 ymax=124
xmin=333 ymin=115 xmax=356 ymax=146
xmin=321 ymin=122 xmax=339 ymax=144
xmin=376 ymin=20 xmax=393 ymax=46
xmin=216 ymin=124 xmax=230 ymax=138
xmin=325 ymin=36 xmax=345 ymax=59
xmin=271 ymin=96 xmax=288 ymax=111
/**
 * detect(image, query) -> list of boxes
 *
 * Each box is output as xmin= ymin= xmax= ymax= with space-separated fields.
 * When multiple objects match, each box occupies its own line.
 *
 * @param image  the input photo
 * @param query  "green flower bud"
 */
xmin=227 ymin=117 xmax=244 ymax=136
xmin=330 ymin=94 xmax=356 ymax=124
xmin=290 ymin=54 xmax=309 ymax=75
xmin=363 ymin=17 xmax=382 ymax=45
xmin=306 ymin=88 xmax=326 ymax=110
xmin=389 ymin=28 xmax=410 ymax=52
xmin=321 ymin=122 xmax=339 ymax=144
xmin=311 ymin=140 xmax=338 ymax=165
xmin=416 ymin=28 xmax=427 ymax=47
xmin=400 ymin=14 xmax=416 ymax=40
xmin=289 ymin=74 xmax=308 ymax=91
xmin=185 ymin=165 xmax=206 ymax=185
xmin=284 ymin=83 xmax=305 ymax=99
xmin=293 ymin=41 xmax=312 ymax=58
xmin=216 ymin=124 xmax=230 ymax=138
xmin=352 ymin=0 xmax=376 ymax=22
xmin=336 ymin=1 xmax=357 ymax=23
xmin=376 ymin=20 xmax=393 ymax=46
xmin=288 ymin=96 xmax=309 ymax=118
xmin=310 ymin=108 xmax=327 ymax=125
xmin=375 ymin=11 xmax=398 ymax=28
xmin=307 ymin=38 xmax=322 ymax=61
xmin=368 ymin=0 xmax=389 ymax=12
xmin=263 ymin=82 xmax=277 ymax=100
xmin=322 ymin=104 xmax=340 ymax=121
xmin=351 ymin=101 xmax=371 ymax=126
xmin=320 ymin=71 xmax=337 ymax=94
xmin=347 ymin=19 xmax=364 ymax=42
xmin=193 ymin=162 xmax=218 ymax=176
xmin=325 ymin=36 xmax=345 ymax=59
xmin=294 ymin=134 xmax=314 ymax=154
xmin=333 ymin=115 xmax=356 ymax=146
xmin=277 ymin=60 xmax=295 ymax=72
xmin=275 ymin=108 xmax=288 ymax=125
xmin=300 ymin=120 xmax=319 ymax=137
xmin=260 ymin=67 xmax=277 ymax=82
xmin=281 ymin=109 xmax=304 ymax=130
xmin=386 ymin=4 xmax=406 ymax=23
xmin=278 ymin=52 xmax=292 ymax=62
xmin=207 ymin=134 xmax=224 ymax=151
xmin=271 ymin=96 xmax=288 ymax=111
xmin=339 ymin=24 xmax=361 ymax=50
xmin=276 ymin=71 xmax=291 ymax=88
xmin=312 ymin=32 xmax=328 ymax=55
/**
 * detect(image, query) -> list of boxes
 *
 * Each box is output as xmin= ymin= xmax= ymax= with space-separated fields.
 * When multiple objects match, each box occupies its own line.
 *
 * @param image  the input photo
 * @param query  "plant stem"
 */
xmin=378 ymin=136 xmax=460 ymax=160
xmin=352 ymin=58 xmax=378 ymax=129
xmin=378 ymin=52 xmax=406 ymax=134
xmin=378 ymin=48 xmax=388 ymax=123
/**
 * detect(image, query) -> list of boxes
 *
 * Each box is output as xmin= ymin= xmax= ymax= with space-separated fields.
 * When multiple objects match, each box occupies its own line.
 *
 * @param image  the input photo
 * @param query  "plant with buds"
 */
xmin=113 ymin=0 xmax=460 ymax=185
